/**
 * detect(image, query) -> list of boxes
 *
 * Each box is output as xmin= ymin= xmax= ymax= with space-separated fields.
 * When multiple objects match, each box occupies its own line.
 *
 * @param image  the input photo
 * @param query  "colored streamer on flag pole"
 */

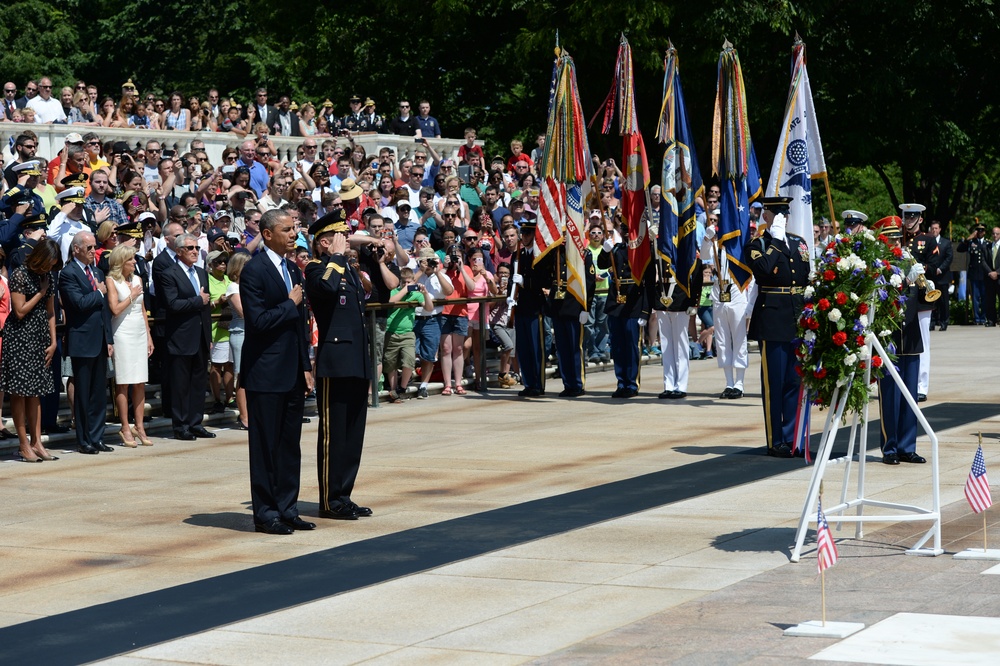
xmin=656 ymin=41 xmax=702 ymax=298
xmin=537 ymin=47 xmax=594 ymax=308
xmin=711 ymin=40 xmax=760 ymax=290
xmin=593 ymin=34 xmax=651 ymax=281
xmin=766 ymin=35 xmax=829 ymax=259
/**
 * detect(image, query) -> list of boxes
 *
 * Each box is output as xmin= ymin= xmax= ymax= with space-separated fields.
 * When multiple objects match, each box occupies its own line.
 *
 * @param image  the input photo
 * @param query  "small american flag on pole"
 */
xmin=965 ymin=445 xmax=993 ymax=514
xmin=816 ymin=499 xmax=838 ymax=573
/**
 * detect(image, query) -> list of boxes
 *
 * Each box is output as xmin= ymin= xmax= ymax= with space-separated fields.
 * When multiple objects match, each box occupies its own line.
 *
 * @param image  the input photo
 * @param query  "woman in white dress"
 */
xmin=106 ymin=245 xmax=154 ymax=447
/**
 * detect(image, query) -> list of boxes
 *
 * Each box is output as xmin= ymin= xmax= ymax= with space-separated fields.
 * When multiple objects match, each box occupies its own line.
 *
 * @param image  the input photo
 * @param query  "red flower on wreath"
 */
xmin=823 ymin=270 xmax=837 ymax=281
xmin=877 ymin=234 xmax=888 ymax=244
xmin=813 ymin=367 xmax=827 ymax=379
xmin=817 ymin=298 xmax=831 ymax=311
xmin=891 ymin=246 xmax=903 ymax=258
xmin=832 ymin=331 xmax=848 ymax=346
xmin=872 ymin=356 xmax=883 ymax=368
xmin=858 ymin=302 xmax=869 ymax=315
xmin=835 ymin=292 xmax=847 ymax=305
xmin=856 ymin=335 xmax=866 ymax=346
xmin=807 ymin=318 xmax=820 ymax=330
xmin=858 ymin=361 xmax=867 ymax=370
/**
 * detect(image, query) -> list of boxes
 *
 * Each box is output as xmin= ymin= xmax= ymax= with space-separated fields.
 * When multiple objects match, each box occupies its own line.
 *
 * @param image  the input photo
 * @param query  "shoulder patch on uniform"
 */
xmin=750 ymin=249 xmax=762 ymax=260
xmin=308 ymin=258 xmax=322 ymax=265
xmin=766 ymin=247 xmax=775 ymax=255
xmin=589 ymin=265 xmax=595 ymax=274
xmin=324 ymin=262 xmax=345 ymax=280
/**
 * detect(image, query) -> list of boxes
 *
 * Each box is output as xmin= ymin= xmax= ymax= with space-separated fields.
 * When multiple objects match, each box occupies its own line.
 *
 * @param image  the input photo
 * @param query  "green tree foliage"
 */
xmin=0 ymin=1 xmax=89 ymax=84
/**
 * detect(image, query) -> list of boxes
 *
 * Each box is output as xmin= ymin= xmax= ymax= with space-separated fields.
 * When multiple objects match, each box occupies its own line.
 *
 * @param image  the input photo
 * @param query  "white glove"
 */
xmin=704 ymin=225 xmax=716 ymax=241
xmin=578 ymin=311 xmax=590 ymax=325
xmin=769 ymin=213 xmax=786 ymax=242
xmin=637 ymin=318 xmax=647 ymax=327
xmin=924 ymin=278 xmax=934 ymax=290
xmin=506 ymin=296 xmax=516 ymax=308
xmin=686 ymin=306 xmax=697 ymax=316
xmin=906 ymin=263 xmax=925 ymax=282
xmin=602 ymin=239 xmax=615 ymax=253
xmin=512 ymin=273 xmax=524 ymax=286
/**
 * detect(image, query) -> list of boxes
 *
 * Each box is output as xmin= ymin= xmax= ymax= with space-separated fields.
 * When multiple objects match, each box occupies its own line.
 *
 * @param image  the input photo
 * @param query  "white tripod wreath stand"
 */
xmin=790 ymin=330 xmax=943 ymax=562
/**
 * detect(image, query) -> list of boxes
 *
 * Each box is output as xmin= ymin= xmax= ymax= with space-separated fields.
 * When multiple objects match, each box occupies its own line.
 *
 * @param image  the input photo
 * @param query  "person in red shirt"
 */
xmin=506 ymin=139 xmax=534 ymax=173
xmin=457 ymin=127 xmax=484 ymax=165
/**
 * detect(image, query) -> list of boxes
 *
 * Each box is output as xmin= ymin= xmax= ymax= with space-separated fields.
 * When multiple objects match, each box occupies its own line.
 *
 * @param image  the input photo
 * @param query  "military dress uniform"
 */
xmin=598 ymin=241 xmax=654 ymax=398
xmin=652 ymin=255 xmax=703 ymax=399
xmin=304 ymin=213 xmax=373 ymax=520
xmin=512 ymin=223 xmax=548 ymax=397
xmin=700 ymin=233 xmax=752 ymax=398
xmin=901 ymin=203 xmax=935 ymax=401
xmin=873 ymin=216 xmax=926 ymax=464
xmin=539 ymin=247 xmax=594 ymax=397
xmin=5 ymin=213 xmax=47 ymax=271
xmin=746 ymin=200 xmax=810 ymax=457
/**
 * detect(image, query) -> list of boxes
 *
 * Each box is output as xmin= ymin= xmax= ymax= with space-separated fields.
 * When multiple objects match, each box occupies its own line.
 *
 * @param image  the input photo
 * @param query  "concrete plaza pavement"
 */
xmin=1 ymin=325 xmax=998 ymax=664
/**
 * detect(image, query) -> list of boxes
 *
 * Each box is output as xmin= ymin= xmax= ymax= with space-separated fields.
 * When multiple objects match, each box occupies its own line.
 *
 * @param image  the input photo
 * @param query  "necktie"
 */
xmin=994 ymin=242 xmax=1000 ymax=266
xmin=85 ymin=265 xmax=98 ymax=291
xmin=281 ymin=259 xmax=293 ymax=291
xmin=188 ymin=266 xmax=200 ymax=294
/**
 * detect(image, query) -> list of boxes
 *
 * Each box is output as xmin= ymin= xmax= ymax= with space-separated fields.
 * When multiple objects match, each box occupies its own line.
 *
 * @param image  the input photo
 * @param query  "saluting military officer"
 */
xmin=511 ymin=220 xmax=548 ymax=397
xmin=746 ymin=196 xmax=811 ymax=458
xmin=6 ymin=213 xmax=47 ymax=271
xmin=599 ymin=223 xmax=655 ymax=398
xmin=304 ymin=209 xmax=374 ymax=521
xmin=0 ymin=160 xmax=45 ymax=250
xmin=873 ymin=215 xmax=926 ymax=465
xmin=899 ymin=203 xmax=935 ymax=402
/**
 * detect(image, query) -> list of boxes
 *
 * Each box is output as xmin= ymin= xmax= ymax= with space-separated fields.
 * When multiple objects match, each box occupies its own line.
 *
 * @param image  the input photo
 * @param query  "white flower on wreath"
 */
xmin=859 ymin=314 xmax=869 ymax=327
xmin=844 ymin=353 xmax=858 ymax=366
xmin=880 ymin=329 xmax=892 ymax=337
xmin=859 ymin=345 xmax=870 ymax=359
xmin=828 ymin=308 xmax=842 ymax=323
xmin=850 ymin=292 xmax=859 ymax=301
xmin=804 ymin=286 xmax=815 ymax=298
xmin=804 ymin=330 xmax=817 ymax=342
xmin=889 ymin=274 xmax=903 ymax=288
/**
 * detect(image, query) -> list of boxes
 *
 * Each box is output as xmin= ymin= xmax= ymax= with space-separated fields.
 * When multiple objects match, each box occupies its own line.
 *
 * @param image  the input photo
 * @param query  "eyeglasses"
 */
xmin=415 ymin=238 xmax=429 ymax=244
xmin=256 ymin=151 xmax=269 ymax=156
xmin=304 ymin=145 xmax=318 ymax=150
xmin=87 ymin=141 xmax=100 ymax=146
xmin=400 ymin=104 xmax=409 ymax=109
xmin=443 ymin=214 xmax=457 ymax=220
xmin=75 ymin=85 xmax=86 ymax=90
xmin=26 ymin=87 xmax=37 ymax=93
xmin=22 ymin=143 xmax=37 ymax=150
xmin=183 ymin=245 xmax=198 ymax=251
xmin=84 ymin=245 xmax=97 ymax=251
xmin=293 ymin=188 xmax=306 ymax=193
xmin=256 ymin=93 xmax=267 ymax=98
xmin=147 ymin=148 xmax=161 ymax=153
xmin=411 ymin=172 xmax=424 ymax=177
xmin=3 ymin=88 xmax=15 ymax=94
xmin=39 ymin=85 xmax=52 ymax=89
xmin=464 ymin=236 xmax=477 ymax=241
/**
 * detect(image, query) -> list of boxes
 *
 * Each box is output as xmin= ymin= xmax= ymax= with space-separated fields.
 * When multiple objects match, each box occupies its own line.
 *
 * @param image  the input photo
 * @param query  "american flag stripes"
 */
xmin=535 ymin=177 xmax=566 ymax=262
xmin=965 ymin=445 xmax=993 ymax=514
xmin=816 ymin=499 xmax=838 ymax=573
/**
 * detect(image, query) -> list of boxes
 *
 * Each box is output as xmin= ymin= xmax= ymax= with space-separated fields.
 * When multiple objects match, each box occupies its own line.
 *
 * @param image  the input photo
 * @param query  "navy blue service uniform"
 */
xmin=746 ymin=208 xmax=810 ymax=457
xmin=539 ymin=246 xmax=595 ymax=397
xmin=512 ymin=223 xmax=548 ymax=397
xmin=598 ymin=241 xmax=654 ymax=398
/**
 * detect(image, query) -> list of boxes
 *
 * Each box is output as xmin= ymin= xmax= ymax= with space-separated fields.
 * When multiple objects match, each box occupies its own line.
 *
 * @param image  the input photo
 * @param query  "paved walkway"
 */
xmin=1 ymin=326 xmax=998 ymax=664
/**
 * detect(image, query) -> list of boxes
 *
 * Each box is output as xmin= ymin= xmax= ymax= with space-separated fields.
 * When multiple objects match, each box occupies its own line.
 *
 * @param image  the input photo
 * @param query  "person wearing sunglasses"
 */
xmin=25 ymin=76 xmax=66 ymax=123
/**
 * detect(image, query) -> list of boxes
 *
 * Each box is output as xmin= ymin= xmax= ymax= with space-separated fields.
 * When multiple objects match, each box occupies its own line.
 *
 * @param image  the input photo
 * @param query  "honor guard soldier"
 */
xmin=5 ymin=213 xmax=46 ymax=271
xmin=651 ymin=251 xmax=703 ymax=399
xmin=900 ymin=203 xmax=935 ymax=402
xmin=304 ymin=209 xmax=374 ymax=520
xmin=701 ymin=212 xmax=752 ymax=399
xmin=841 ymin=209 xmax=868 ymax=235
xmin=511 ymin=220 xmax=548 ymax=397
xmin=746 ymin=196 xmax=810 ymax=457
xmin=0 ymin=160 xmax=45 ymax=250
xmin=598 ymin=224 xmax=654 ymax=398
xmin=538 ymin=242 xmax=594 ymax=397
xmin=873 ymin=216 xmax=927 ymax=465
xmin=341 ymin=95 xmax=364 ymax=133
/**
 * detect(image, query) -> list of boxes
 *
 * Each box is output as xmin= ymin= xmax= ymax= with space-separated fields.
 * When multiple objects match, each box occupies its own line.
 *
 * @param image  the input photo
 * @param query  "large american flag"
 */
xmin=965 ymin=445 xmax=993 ymax=514
xmin=535 ymin=177 xmax=566 ymax=261
xmin=816 ymin=500 xmax=838 ymax=573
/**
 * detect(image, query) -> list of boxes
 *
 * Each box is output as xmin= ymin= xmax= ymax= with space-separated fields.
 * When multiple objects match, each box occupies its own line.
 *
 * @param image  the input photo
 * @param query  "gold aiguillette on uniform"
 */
xmin=659 ymin=295 xmax=673 ymax=307
xmin=719 ymin=282 xmax=731 ymax=303
xmin=555 ymin=289 xmax=566 ymax=300
xmin=617 ymin=294 xmax=627 ymax=304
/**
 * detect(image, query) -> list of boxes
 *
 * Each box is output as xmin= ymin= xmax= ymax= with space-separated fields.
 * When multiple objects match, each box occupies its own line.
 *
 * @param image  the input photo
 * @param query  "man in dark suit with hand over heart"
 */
xmin=240 ymin=209 xmax=315 ymax=535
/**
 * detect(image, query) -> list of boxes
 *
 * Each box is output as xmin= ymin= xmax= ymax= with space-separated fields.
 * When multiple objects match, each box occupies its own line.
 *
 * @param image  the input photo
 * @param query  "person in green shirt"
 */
xmin=207 ymin=250 xmax=233 ymax=413
xmin=384 ymin=267 xmax=434 ymax=402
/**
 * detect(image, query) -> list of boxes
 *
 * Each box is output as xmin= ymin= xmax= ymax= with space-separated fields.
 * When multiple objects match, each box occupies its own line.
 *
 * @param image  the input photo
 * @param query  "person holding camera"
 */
xmin=438 ymin=239 xmax=475 ymax=395
xmin=384 ymin=267 xmax=434 ymax=402
xmin=413 ymin=248 xmax=455 ymax=399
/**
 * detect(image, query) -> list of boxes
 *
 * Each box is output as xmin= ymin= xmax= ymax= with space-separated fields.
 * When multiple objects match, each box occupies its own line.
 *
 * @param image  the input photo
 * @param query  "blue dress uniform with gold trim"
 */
xmin=598 ymin=241 xmax=655 ymax=398
xmin=512 ymin=222 xmax=548 ymax=397
xmin=304 ymin=211 xmax=373 ymax=520
xmin=746 ymin=199 xmax=810 ymax=457
xmin=538 ymin=246 xmax=595 ymax=397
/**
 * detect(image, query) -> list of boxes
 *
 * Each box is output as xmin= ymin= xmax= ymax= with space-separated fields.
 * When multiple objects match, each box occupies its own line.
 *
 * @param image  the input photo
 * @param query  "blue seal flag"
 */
xmin=656 ymin=41 xmax=703 ymax=298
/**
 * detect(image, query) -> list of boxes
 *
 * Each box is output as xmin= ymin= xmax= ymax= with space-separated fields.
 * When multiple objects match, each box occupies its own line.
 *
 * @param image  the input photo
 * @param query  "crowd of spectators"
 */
xmin=0 ymin=77 xmax=651 ymax=458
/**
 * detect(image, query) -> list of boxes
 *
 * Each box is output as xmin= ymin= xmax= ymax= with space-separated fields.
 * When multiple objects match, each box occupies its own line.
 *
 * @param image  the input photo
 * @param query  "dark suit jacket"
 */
xmin=240 ymin=250 xmax=309 ymax=393
xmin=255 ymin=104 xmax=278 ymax=131
xmin=304 ymin=254 xmax=370 ymax=380
xmin=58 ymin=260 xmax=112 ymax=358
xmin=13 ymin=96 xmax=29 ymax=109
xmin=269 ymin=110 xmax=301 ymax=137
xmin=159 ymin=259 xmax=211 ymax=355
xmin=927 ymin=235 xmax=953 ymax=287
xmin=151 ymin=249 xmax=177 ymax=337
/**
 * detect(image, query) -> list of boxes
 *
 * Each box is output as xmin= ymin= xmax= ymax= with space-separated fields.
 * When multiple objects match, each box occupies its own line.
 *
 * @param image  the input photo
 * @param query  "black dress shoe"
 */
xmin=720 ymin=387 xmax=734 ymax=399
xmin=302 ymin=417 xmax=312 ymax=423
xmin=939 ymin=324 xmax=948 ymax=331
xmin=917 ymin=393 xmax=927 ymax=402
xmin=613 ymin=388 xmax=627 ymax=398
xmin=281 ymin=516 xmax=317 ymax=530
xmin=986 ymin=322 xmax=997 ymax=327
xmin=898 ymin=452 xmax=927 ymax=464
xmin=882 ymin=453 xmax=900 ymax=465
xmin=345 ymin=501 xmax=373 ymax=517
xmin=255 ymin=519 xmax=294 ymax=535
xmin=518 ymin=387 xmax=543 ymax=397
xmin=318 ymin=504 xmax=359 ymax=520
xmin=97 ymin=443 xmax=115 ymax=452
xmin=669 ymin=391 xmax=686 ymax=399
xmin=234 ymin=421 xmax=249 ymax=431
xmin=558 ymin=387 xmax=585 ymax=397
xmin=658 ymin=390 xmax=673 ymax=399
xmin=78 ymin=445 xmax=99 ymax=455
xmin=728 ymin=389 xmax=744 ymax=399
xmin=191 ymin=426 xmax=216 ymax=438
xmin=43 ymin=424 xmax=70 ymax=435
xmin=174 ymin=428 xmax=196 ymax=441
xmin=767 ymin=444 xmax=793 ymax=458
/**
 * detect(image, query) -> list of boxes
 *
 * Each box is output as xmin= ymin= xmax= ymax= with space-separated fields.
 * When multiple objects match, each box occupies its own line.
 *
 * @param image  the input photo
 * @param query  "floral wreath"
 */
xmin=794 ymin=228 xmax=907 ymax=416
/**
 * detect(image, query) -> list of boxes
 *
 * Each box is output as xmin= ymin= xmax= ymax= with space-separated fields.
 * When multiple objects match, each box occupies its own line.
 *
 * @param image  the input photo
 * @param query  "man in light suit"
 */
xmin=305 ymin=209 xmax=373 ymax=521
xmin=59 ymin=232 xmax=114 ymax=455
xmin=240 ymin=209 xmax=315 ymax=535
xmin=159 ymin=233 xmax=214 ymax=441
